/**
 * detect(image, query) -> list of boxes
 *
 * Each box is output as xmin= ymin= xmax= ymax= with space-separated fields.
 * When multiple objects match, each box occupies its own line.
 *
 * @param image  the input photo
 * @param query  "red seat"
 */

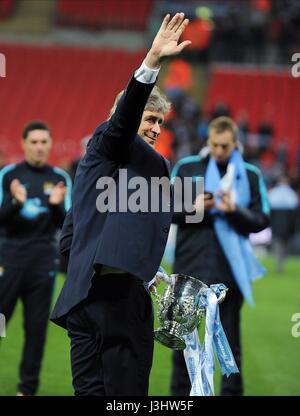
xmin=0 ymin=0 xmax=15 ymax=20
xmin=205 ymin=66 xmax=300 ymax=167
xmin=0 ymin=43 xmax=144 ymax=165
xmin=56 ymin=0 xmax=153 ymax=31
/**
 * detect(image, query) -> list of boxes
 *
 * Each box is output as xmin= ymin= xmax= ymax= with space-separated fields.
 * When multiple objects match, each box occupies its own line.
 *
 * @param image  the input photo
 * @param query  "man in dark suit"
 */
xmin=51 ymin=13 xmax=191 ymax=396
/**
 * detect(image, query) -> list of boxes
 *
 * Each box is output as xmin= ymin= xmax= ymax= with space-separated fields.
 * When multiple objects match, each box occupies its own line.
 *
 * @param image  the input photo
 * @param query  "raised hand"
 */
xmin=145 ymin=13 xmax=191 ymax=69
xmin=49 ymin=181 xmax=67 ymax=205
xmin=10 ymin=179 xmax=27 ymax=205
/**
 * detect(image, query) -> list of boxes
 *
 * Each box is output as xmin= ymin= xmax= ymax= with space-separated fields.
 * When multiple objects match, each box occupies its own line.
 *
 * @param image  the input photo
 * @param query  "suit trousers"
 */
xmin=0 ymin=266 xmax=55 ymax=395
xmin=170 ymin=287 xmax=244 ymax=396
xmin=66 ymin=273 xmax=154 ymax=396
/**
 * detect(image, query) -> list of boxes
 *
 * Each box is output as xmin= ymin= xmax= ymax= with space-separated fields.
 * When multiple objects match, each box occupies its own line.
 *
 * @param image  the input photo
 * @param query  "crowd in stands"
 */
xmin=158 ymin=59 xmax=300 ymax=199
xmin=2 ymin=0 xmax=299 ymax=66
xmin=157 ymin=0 xmax=300 ymax=65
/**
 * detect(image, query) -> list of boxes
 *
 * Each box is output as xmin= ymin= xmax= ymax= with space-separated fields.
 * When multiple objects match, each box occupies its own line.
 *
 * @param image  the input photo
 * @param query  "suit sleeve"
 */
xmin=59 ymin=208 xmax=73 ymax=260
xmin=226 ymin=169 xmax=270 ymax=234
xmin=93 ymin=76 xmax=155 ymax=161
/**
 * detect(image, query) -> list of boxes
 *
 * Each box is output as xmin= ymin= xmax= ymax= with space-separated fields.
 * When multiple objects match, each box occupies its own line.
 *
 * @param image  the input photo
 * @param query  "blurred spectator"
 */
xmin=288 ymin=165 xmax=300 ymax=195
xmin=155 ymin=126 xmax=174 ymax=160
xmin=197 ymin=116 xmax=209 ymax=144
xmin=212 ymin=7 xmax=247 ymax=63
xmin=257 ymin=119 xmax=273 ymax=152
xmin=170 ymin=117 xmax=195 ymax=162
xmin=163 ymin=64 xmax=202 ymax=163
xmin=211 ymin=101 xmax=231 ymax=119
xmin=164 ymin=59 xmax=192 ymax=101
xmin=180 ymin=6 xmax=214 ymax=62
xmin=160 ymin=0 xmax=299 ymax=65
xmin=276 ymin=142 xmax=288 ymax=166
xmin=247 ymin=0 xmax=271 ymax=63
xmin=268 ymin=176 xmax=299 ymax=273
xmin=236 ymin=110 xmax=250 ymax=146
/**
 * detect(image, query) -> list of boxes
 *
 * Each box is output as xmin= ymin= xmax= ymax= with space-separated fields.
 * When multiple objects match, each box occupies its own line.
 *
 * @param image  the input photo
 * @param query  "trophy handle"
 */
xmin=150 ymin=285 xmax=162 ymax=304
xmin=210 ymin=283 xmax=228 ymax=304
xmin=150 ymin=285 xmax=158 ymax=297
xmin=217 ymin=289 xmax=227 ymax=304
xmin=156 ymin=271 xmax=175 ymax=285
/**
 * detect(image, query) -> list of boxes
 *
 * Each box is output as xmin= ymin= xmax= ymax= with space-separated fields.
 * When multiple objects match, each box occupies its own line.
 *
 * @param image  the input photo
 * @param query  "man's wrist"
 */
xmin=12 ymin=197 xmax=24 ymax=207
xmin=226 ymin=204 xmax=237 ymax=214
xmin=49 ymin=199 xmax=61 ymax=206
xmin=144 ymin=50 xmax=161 ymax=70
xmin=134 ymin=59 xmax=160 ymax=84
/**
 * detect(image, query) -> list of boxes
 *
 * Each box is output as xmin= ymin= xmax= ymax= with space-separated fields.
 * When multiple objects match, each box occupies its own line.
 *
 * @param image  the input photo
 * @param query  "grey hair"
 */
xmin=108 ymin=85 xmax=171 ymax=119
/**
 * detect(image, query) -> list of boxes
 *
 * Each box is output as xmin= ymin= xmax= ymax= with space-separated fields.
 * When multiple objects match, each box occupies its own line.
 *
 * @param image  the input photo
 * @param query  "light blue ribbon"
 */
xmin=183 ymin=284 xmax=239 ymax=396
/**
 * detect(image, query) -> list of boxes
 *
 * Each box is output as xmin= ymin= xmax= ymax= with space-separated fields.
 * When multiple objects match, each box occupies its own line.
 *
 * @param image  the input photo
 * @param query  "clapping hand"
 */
xmin=49 ymin=181 xmax=67 ymax=205
xmin=10 ymin=179 xmax=27 ymax=205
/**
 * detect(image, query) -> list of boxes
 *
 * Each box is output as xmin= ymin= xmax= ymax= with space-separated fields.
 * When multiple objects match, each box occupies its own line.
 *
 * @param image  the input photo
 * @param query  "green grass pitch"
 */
xmin=0 ymin=256 xmax=299 ymax=396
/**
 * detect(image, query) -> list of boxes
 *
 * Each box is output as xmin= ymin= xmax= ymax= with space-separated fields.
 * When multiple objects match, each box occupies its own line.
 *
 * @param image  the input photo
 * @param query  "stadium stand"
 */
xmin=0 ymin=0 xmax=15 ymax=20
xmin=0 ymin=43 xmax=144 ymax=165
xmin=56 ymin=0 xmax=153 ymax=31
xmin=205 ymin=67 xmax=300 ymax=167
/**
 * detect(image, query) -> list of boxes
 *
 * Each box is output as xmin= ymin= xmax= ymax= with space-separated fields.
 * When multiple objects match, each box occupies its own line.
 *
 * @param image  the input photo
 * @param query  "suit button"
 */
xmin=163 ymin=227 xmax=169 ymax=233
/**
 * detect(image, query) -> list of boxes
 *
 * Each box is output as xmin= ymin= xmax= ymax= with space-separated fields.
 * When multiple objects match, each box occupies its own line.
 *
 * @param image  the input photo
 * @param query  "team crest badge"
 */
xmin=43 ymin=182 xmax=54 ymax=196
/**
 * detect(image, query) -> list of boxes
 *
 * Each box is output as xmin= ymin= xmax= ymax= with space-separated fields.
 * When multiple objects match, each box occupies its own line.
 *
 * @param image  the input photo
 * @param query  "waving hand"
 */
xmin=145 ymin=13 xmax=191 ymax=69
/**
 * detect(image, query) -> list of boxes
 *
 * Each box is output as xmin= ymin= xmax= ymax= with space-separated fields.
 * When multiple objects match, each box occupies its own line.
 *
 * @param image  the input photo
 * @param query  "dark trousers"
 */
xmin=0 ymin=266 xmax=55 ymax=395
xmin=170 ymin=288 xmax=244 ymax=396
xmin=66 ymin=274 xmax=154 ymax=396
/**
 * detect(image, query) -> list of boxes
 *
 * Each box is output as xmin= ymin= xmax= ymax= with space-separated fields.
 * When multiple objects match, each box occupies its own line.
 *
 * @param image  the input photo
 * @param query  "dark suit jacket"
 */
xmin=51 ymin=75 xmax=173 ymax=327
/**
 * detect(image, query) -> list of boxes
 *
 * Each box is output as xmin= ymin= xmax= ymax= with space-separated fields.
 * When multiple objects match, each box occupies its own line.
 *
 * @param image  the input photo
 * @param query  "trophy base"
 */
xmin=154 ymin=328 xmax=186 ymax=350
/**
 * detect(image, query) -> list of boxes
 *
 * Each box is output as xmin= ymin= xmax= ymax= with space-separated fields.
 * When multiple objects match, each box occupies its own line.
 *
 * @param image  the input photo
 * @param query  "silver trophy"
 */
xmin=153 ymin=273 xmax=227 ymax=350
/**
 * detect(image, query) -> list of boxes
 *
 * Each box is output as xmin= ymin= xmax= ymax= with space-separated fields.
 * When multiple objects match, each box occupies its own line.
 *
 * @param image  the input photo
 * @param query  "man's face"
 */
xmin=208 ymin=129 xmax=236 ymax=164
xmin=22 ymin=129 xmax=52 ymax=166
xmin=138 ymin=110 xmax=164 ymax=149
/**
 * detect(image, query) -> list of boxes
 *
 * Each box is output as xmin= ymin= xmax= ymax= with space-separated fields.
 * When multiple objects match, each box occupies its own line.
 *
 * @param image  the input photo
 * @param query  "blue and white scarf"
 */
xmin=205 ymin=149 xmax=266 ymax=306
